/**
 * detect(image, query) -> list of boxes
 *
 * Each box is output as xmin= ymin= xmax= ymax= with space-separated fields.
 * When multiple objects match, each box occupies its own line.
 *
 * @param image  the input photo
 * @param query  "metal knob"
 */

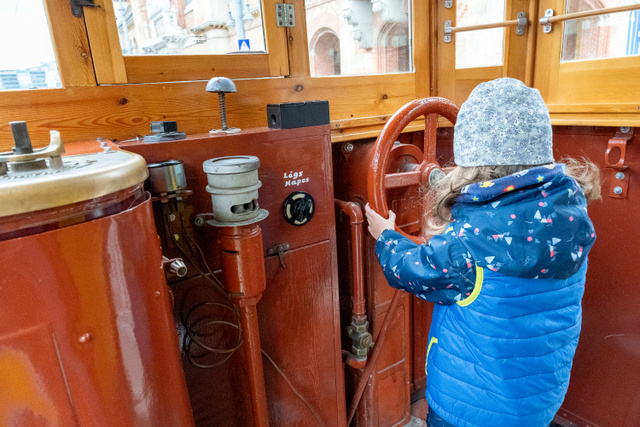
xmin=163 ymin=256 xmax=188 ymax=277
xmin=168 ymin=259 xmax=188 ymax=277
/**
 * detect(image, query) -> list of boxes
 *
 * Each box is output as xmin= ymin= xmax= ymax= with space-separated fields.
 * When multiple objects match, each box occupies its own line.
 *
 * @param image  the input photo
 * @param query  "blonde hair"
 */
xmin=421 ymin=157 xmax=601 ymax=237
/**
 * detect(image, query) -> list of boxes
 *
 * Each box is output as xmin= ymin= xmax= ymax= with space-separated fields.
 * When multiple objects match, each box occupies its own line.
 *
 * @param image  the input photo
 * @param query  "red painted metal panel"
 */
xmin=125 ymin=126 xmax=346 ymax=426
xmin=333 ymin=124 xmax=640 ymax=427
xmin=0 ymin=199 xmax=194 ymax=426
xmin=552 ymin=127 xmax=639 ymax=427
xmin=121 ymin=126 xmax=335 ymax=257
xmin=334 ymin=137 xmax=417 ymax=426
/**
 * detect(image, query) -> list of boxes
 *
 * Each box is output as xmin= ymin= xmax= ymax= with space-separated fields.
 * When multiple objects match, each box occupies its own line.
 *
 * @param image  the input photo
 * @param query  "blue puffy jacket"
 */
xmin=375 ymin=164 xmax=596 ymax=427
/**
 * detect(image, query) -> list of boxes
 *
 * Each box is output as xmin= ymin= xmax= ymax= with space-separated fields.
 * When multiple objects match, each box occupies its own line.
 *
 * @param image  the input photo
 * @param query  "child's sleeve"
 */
xmin=375 ymin=228 xmax=476 ymax=305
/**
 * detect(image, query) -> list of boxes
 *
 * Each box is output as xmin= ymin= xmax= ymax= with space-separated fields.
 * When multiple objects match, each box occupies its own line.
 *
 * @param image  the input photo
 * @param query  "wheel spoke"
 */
xmin=384 ymin=170 xmax=422 ymax=189
xmin=423 ymin=113 xmax=439 ymax=165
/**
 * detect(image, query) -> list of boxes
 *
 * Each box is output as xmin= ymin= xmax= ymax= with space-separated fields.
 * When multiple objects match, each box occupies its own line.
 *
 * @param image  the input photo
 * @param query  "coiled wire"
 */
xmin=165 ymin=206 xmax=243 ymax=369
xmin=164 ymin=204 xmax=326 ymax=425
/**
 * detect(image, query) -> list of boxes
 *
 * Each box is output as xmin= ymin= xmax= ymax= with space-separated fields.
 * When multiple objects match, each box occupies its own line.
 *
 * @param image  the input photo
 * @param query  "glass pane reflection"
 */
xmin=306 ymin=0 xmax=412 ymax=77
xmin=114 ymin=0 xmax=266 ymax=55
xmin=562 ymin=0 xmax=640 ymax=61
xmin=0 ymin=0 xmax=61 ymax=91
xmin=455 ymin=0 xmax=505 ymax=69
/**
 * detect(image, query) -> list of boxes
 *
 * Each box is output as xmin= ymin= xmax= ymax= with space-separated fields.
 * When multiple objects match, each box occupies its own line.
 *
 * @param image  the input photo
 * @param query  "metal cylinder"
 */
xmin=203 ymin=156 xmax=263 ymax=223
xmin=10 ymin=121 xmax=34 ymax=154
xmin=147 ymin=159 xmax=187 ymax=194
xmin=0 ymin=148 xmax=194 ymax=425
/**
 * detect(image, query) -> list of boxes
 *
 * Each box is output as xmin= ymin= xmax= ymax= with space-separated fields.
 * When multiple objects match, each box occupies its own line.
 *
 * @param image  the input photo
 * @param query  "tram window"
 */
xmin=0 ymin=0 xmax=61 ymax=91
xmin=455 ymin=0 xmax=506 ymax=69
xmin=306 ymin=0 xmax=412 ymax=76
xmin=562 ymin=0 xmax=640 ymax=62
xmin=114 ymin=0 xmax=266 ymax=55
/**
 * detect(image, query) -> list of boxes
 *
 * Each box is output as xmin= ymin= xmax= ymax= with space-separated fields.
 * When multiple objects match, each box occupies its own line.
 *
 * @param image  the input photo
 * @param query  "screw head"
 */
xmin=620 ymin=126 xmax=631 ymax=133
xmin=343 ymin=142 xmax=354 ymax=153
xmin=616 ymin=172 xmax=625 ymax=180
xmin=613 ymin=186 xmax=623 ymax=195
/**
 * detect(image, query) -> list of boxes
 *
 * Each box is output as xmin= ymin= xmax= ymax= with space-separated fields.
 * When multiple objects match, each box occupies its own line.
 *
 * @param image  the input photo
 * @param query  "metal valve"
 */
xmin=347 ymin=319 xmax=373 ymax=359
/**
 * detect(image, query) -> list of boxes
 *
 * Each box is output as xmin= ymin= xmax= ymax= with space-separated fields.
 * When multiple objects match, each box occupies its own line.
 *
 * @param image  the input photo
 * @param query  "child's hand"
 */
xmin=364 ymin=203 xmax=396 ymax=240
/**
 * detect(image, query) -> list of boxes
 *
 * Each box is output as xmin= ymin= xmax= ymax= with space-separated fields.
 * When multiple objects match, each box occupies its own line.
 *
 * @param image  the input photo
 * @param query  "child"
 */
xmin=364 ymin=78 xmax=600 ymax=427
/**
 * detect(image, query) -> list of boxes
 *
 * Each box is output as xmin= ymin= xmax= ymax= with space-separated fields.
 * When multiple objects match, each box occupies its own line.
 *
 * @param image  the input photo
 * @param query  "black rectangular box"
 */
xmin=267 ymin=100 xmax=330 ymax=129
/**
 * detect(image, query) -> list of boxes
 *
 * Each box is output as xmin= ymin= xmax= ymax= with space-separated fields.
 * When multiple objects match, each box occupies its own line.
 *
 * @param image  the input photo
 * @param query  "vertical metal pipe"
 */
xmin=239 ymin=304 xmax=270 ymax=427
xmin=218 ymin=225 xmax=270 ymax=427
xmin=335 ymin=199 xmax=366 ymax=321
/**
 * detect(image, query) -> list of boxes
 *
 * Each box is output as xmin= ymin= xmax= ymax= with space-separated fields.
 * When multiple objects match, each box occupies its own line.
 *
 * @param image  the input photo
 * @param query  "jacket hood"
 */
xmin=450 ymin=164 xmax=596 ymax=279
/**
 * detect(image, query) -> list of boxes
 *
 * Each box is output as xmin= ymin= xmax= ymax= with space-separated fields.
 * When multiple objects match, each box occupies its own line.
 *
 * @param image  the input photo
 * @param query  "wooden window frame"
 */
xmin=434 ymin=0 xmax=537 ymax=108
xmin=534 ymin=0 xmax=640 ymax=126
xmin=0 ymin=0 xmax=429 ymax=148
xmin=82 ymin=0 xmax=290 ymax=84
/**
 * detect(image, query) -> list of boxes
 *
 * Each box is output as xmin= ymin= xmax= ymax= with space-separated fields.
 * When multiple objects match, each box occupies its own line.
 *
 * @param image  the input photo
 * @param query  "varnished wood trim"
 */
xmin=0 ymin=74 xmax=417 ymax=150
xmin=503 ymin=0 xmax=532 ymax=83
xmin=285 ymin=0 xmax=310 ymax=77
xmin=454 ymin=66 xmax=503 ymax=80
xmin=331 ymin=123 xmax=426 ymax=143
xmin=84 ymin=0 xmax=127 ymax=84
xmin=548 ymin=104 xmax=640 ymax=113
xmin=44 ymin=0 xmax=97 ymax=87
xmin=413 ymin=1 xmax=430 ymax=98
xmin=85 ymin=0 xmax=289 ymax=84
xmin=523 ymin=0 xmax=539 ymax=86
xmin=533 ymin=0 xmax=565 ymax=104
xmin=332 ymin=115 xmax=393 ymax=130
xmin=556 ymin=56 xmax=640 ymax=105
xmin=123 ymin=55 xmax=272 ymax=83
xmin=264 ymin=0 xmax=290 ymax=76
xmin=551 ymin=114 xmax=640 ymax=127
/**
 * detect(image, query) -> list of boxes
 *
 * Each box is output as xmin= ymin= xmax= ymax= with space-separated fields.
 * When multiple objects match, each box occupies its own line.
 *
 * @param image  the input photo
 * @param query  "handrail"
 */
xmin=540 ymin=4 xmax=640 ymax=25
xmin=444 ymin=12 xmax=527 ymax=43
xmin=450 ymin=18 xmax=521 ymax=33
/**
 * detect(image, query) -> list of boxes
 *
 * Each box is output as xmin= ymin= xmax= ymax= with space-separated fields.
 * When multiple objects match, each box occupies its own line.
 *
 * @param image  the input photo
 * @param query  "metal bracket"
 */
xmin=540 ymin=9 xmax=554 ymax=33
xmin=70 ymin=0 xmax=101 ymax=18
xmin=445 ymin=0 xmax=453 ymax=9
xmin=444 ymin=20 xmax=452 ymax=43
xmin=516 ymin=12 xmax=527 ymax=36
xmin=267 ymin=243 xmax=290 ymax=268
xmin=275 ymin=3 xmax=295 ymax=28
xmin=604 ymin=127 xmax=633 ymax=199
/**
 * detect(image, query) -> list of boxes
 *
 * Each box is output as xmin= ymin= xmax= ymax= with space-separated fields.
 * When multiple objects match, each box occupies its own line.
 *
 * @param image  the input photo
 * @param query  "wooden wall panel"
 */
xmin=556 ymin=57 xmax=640 ymax=105
xmin=0 ymin=74 xmax=417 ymax=151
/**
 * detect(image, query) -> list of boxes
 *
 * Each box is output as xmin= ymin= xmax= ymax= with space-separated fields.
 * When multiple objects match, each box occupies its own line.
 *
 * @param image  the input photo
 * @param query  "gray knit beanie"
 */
xmin=453 ymin=77 xmax=554 ymax=167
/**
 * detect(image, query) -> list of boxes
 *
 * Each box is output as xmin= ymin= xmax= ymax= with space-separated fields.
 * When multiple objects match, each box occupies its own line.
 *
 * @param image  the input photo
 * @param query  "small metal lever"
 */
xmin=267 ymin=243 xmax=290 ymax=268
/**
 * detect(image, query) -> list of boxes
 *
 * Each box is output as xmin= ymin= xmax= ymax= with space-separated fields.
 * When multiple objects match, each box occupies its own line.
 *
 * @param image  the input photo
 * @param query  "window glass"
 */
xmin=306 ymin=0 xmax=412 ymax=76
xmin=455 ymin=0 xmax=505 ymax=69
xmin=0 ymin=0 xmax=61 ymax=91
xmin=562 ymin=0 xmax=640 ymax=61
xmin=114 ymin=0 xmax=266 ymax=55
